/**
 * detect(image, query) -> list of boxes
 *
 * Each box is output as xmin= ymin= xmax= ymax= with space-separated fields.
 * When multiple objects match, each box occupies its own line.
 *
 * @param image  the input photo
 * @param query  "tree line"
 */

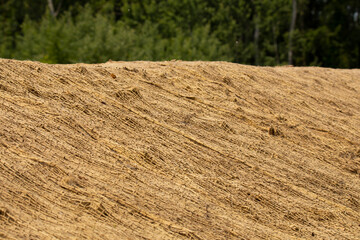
xmin=0 ymin=0 xmax=359 ymax=68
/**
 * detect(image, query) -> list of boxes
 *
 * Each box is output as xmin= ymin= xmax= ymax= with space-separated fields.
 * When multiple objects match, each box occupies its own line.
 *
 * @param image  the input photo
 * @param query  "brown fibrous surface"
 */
xmin=0 ymin=59 xmax=359 ymax=239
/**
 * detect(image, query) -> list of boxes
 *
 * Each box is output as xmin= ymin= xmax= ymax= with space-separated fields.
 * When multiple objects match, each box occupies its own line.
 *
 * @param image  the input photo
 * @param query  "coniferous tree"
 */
xmin=0 ymin=0 xmax=358 ymax=67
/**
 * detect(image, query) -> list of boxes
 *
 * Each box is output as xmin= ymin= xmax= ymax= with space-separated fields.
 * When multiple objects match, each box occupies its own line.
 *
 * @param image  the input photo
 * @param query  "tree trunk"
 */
xmin=254 ymin=15 xmax=260 ymax=66
xmin=288 ymin=0 xmax=297 ymax=65
xmin=47 ymin=0 xmax=61 ymax=18
xmin=272 ymin=24 xmax=279 ymax=65
xmin=47 ymin=0 xmax=55 ymax=16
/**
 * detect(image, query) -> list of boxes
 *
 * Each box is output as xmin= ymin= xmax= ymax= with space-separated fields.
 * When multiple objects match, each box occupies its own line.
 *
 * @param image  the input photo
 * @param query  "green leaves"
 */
xmin=12 ymin=3 xmax=230 ymax=63
xmin=0 ymin=0 xmax=359 ymax=67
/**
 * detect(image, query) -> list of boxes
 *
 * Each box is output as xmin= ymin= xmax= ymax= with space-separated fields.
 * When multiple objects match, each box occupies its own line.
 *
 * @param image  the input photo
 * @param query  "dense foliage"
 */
xmin=0 ymin=0 xmax=359 ymax=67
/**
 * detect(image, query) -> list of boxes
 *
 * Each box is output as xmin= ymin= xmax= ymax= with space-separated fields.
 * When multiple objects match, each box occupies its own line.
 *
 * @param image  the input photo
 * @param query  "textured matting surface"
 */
xmin=0 ymin=59 xmax=359 ymax=239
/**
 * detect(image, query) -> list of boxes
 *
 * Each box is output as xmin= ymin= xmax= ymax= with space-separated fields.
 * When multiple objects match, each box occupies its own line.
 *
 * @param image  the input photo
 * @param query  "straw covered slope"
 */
xmin=0 ymin=59 xmax=359 ymax=239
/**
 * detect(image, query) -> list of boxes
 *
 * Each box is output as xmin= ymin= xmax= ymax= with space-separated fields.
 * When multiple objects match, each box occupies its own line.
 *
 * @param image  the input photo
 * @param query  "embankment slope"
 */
xmin=0 ymin=59 xmax=359 ymax=239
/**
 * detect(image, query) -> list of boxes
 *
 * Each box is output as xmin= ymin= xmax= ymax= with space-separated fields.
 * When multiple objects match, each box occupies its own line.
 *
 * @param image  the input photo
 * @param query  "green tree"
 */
xmin=0 ymin=0 xmax=358 ymax=67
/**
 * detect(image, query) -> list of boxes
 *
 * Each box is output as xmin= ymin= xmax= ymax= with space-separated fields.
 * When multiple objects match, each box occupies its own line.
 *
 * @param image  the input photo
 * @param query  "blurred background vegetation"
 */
xmin=0 ymin=0 xmax=359 ymax=67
